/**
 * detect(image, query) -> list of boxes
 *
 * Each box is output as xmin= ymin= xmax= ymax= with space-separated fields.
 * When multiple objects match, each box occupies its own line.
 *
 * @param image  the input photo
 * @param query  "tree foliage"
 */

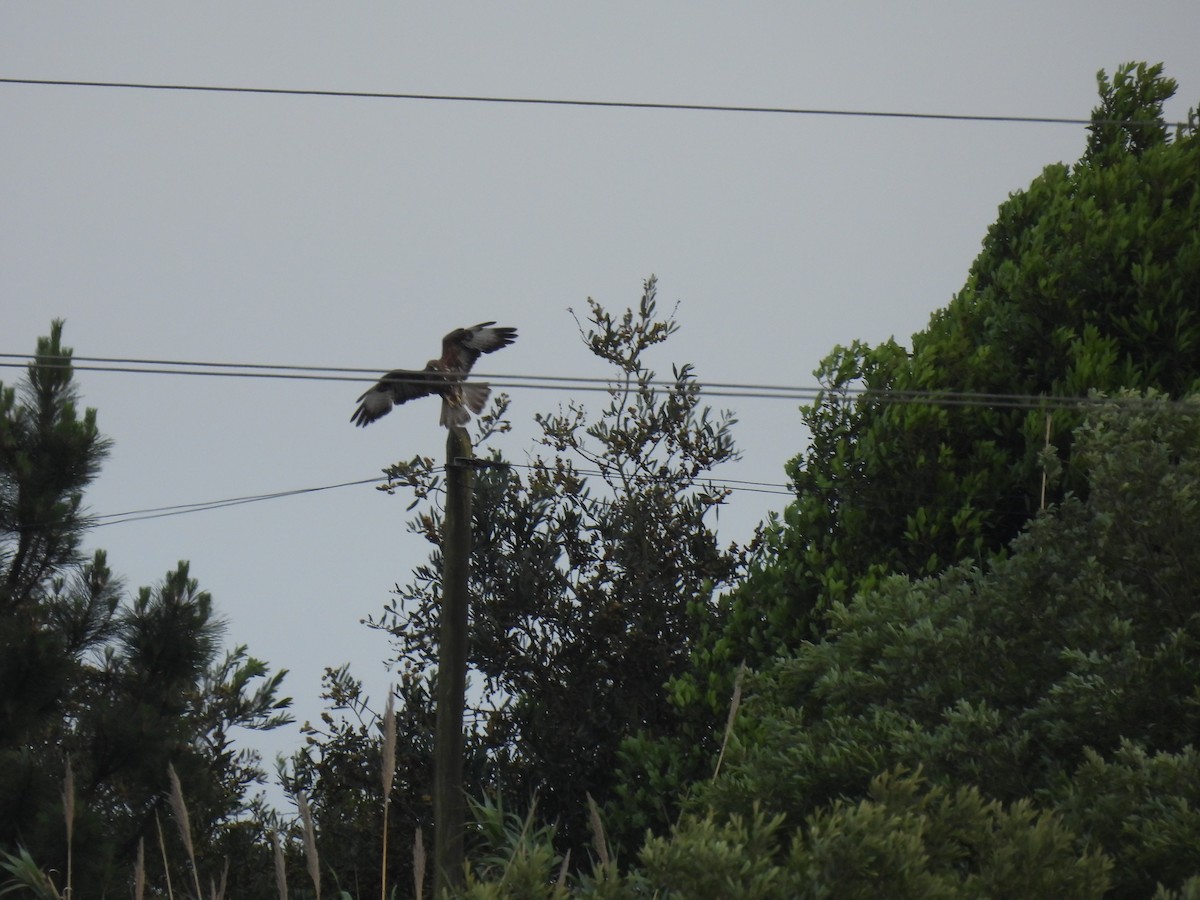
xmin=694 ymin=61 xmax=1200 ymax=695
xmin=0 ymin=322 xmax=291 ymax=897
xmin=367 ymin=279 xmax=746 ymax=854
xmin=446 ymin=390 xmax=1200 ymax=898
xmin=9 ymin=59 xmax=1182 ymax=898
xmin=285 ymin=663 xmax=440 ymax=900
xmin=695 ymin=391 xmax=1200 ymax=897
xmin=438 ymin=61 xmax=1200 ymax=899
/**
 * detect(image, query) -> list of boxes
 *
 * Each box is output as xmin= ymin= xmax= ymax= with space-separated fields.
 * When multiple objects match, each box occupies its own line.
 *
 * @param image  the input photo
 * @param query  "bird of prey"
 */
xmin=351 ymin=322 xmax=518 ymax=428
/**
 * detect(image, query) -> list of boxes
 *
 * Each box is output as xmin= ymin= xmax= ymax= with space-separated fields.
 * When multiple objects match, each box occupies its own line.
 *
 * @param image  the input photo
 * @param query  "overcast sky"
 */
xmin=3 ymin=3 xmax=1197 ymax=799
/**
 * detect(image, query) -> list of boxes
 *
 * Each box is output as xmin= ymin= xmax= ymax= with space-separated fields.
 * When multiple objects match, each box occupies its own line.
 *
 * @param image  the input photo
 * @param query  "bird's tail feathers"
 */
xmin=440 ymin=383 xmax=491 ymax=428
xmin=439 ymin=383 xmax=490 ymax=428
xmin=463 ymin=382 xmax=491 ymax=414
xmin=440 ymin=401 xmax=469 ymax=428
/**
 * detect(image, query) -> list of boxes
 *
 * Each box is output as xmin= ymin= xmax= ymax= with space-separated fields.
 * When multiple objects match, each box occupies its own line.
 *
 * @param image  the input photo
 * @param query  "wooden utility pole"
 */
xmin=433 ymin=425 xmax=472 ymax=896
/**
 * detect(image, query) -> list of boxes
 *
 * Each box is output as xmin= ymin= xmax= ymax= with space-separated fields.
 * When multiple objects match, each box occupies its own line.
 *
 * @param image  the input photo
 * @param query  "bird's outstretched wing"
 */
xmin=352 ymin=322 xmax=518 ymax=428
xmin=441 ymin=322 xmax=519 ymax=373
xmin=350 ymin=369 xmax=445 ymax=427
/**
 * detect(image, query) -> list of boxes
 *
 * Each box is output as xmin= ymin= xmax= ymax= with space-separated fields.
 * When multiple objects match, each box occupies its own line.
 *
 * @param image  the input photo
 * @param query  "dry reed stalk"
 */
xmin=586 ymin=794 xmax=610 ymax=869
xmin=167 ymin=764 xmax=204 ymax=900
xmin=296 ymin=789 xmax=321 ymax=900
xmin=1040 ymin=412 xmax=1053 ymax=509
xmin=382 ymin=689 xmax=397 ymax=798
xmin=712 ymin=662 xmax=747 ymax=781
xmin=62 ymin=756 xmax=75 ymax=899
xmin=270 ymin=831 xmax=288 ymax=900
xmin=380 ymin=688 xmax=397 ymax=900
xmin=154 ymin=811 xmax=175 ymax=900
xmin=210 ymin=858 xmax=228 ymax=900
xmin=134 ymin=838 xmax=146 ymax=900
xmin=554 ymin=848 xmax=572 ymax=892
xmin=413 ymin=827 xmax=426 ymax=900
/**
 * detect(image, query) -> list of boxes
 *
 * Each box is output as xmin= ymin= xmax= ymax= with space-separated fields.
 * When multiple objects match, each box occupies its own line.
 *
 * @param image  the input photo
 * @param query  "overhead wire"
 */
xmin=94 ymin=477 xmax=388 ymax=526
xmin=1 ymin=355 xmax=1173 ymax=414
xmin=2 ymin=353 xmax=1193 ymax=413
xmin=89 ymin=468 xmax=793 ymax=528
xmin=87 ymin=446 xmax=1079 ymax=531
xmin=4 ymin=350 xmax=1184 ymax=528
xmin=25 ymin=359 xmax=1185 ymax=528
xmin=0 ymin=77 xmax=1190 ymax=130
xmin=497 ymin=462 xmax=796 ymax=497
xmin=2 ymin=77 xmax=1191 ymax=533
xmin=1 ymin=78 xmax=1190 ymax=416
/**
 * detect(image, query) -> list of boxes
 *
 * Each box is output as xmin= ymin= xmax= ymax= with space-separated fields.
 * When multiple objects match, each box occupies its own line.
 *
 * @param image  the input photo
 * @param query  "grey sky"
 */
xmin=3 ymin=4 xmax=1197 ymax=790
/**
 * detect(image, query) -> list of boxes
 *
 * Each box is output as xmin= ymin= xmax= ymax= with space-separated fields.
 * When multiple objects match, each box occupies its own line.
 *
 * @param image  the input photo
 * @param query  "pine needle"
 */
xmin=296 ymin=789 xmax=322 ymax=900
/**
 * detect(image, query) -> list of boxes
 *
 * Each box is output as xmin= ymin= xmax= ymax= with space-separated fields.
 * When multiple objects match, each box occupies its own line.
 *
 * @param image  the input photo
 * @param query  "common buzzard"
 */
xmin=351 ymin=322 xmax=517 ymax=428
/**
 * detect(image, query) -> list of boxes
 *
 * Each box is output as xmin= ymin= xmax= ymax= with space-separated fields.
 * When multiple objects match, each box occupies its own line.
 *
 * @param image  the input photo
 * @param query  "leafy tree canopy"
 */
xmin=450 ymin=390 xmax=1200 ymax=898
xmin=290 ymin=280 xmax=748 ymax=892
xmin=696 ymin=391 xmax=1200 ymax=898
xmin=691 ymin=62 xmax=1199 ymax=699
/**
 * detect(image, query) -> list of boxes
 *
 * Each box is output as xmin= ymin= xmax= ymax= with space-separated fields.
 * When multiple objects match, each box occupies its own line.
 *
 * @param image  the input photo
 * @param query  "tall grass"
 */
xmin=3 ymin=770 xmax=588 ymax=900
xmin=712 ymin=662 xmax=746 ymax=781
xmin=413 ymin=827 xmax=426 ymax=900
xmin=6 ymin=765 xmax=278 ymax=900
xmin=0 ymin=846 xmax=65 ymax=899
xmin=61 ymin=757 xmax=74 ymax=900
xmin=167 ymin=764 xmax=204 ymax=900
xmin=7 ymin=711 xmax=435 ymax=900
xmin=133 ymin=839 xmax=145 ymax=900
xmin=211 ymin=859 xmax=229 ymax=900
xmin=585 ymin=794 xmax=610 ymax=870
xmin=153 ymin=811 xmax=174 ymax=900
xmin=270 ymin=830 xmax=288 ymax=900
xmin=380 ymin=688 xmax=397 ymax=900
xmin=296 ymin=789 xmax=322 ymax=900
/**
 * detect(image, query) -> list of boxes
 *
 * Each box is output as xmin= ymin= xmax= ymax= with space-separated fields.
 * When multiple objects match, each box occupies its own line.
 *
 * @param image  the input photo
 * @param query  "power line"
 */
xmin=89 ymin=457 xmax=1066 ymax=531
xmin=89 ymin=469 xmax=794 ymax=528
xmin=0 ymin=352 xmax=382 ymax=375
xmin=498 ymin=461 xmax=795 ymax=497
xmin=94 ymin=477 xmax=387 ymax=525
xmin=0 ymin=355 xmax=838 ymax=402
xmin=0 ymin=77 xmax=1190 ymax=129
xmin=2 ymin=353 xmax=1195 ymax=414
xmin=5 ymin=356 xmax=1181 ymax=528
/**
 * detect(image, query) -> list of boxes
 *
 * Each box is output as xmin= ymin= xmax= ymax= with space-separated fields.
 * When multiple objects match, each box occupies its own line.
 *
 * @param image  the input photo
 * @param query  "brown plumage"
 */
xmin=351 ymin=322 xmax=518 ymax=428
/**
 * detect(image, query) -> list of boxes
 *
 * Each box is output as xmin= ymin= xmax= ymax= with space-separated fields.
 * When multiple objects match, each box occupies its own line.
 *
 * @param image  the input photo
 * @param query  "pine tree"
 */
xmin=1 ymin=322 xmax=291 ymax=896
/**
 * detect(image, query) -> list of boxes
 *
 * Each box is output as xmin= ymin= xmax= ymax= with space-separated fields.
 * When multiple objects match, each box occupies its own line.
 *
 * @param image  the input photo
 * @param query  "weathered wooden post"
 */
xmin=433 ymin=424 xmax=472 ymax=895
